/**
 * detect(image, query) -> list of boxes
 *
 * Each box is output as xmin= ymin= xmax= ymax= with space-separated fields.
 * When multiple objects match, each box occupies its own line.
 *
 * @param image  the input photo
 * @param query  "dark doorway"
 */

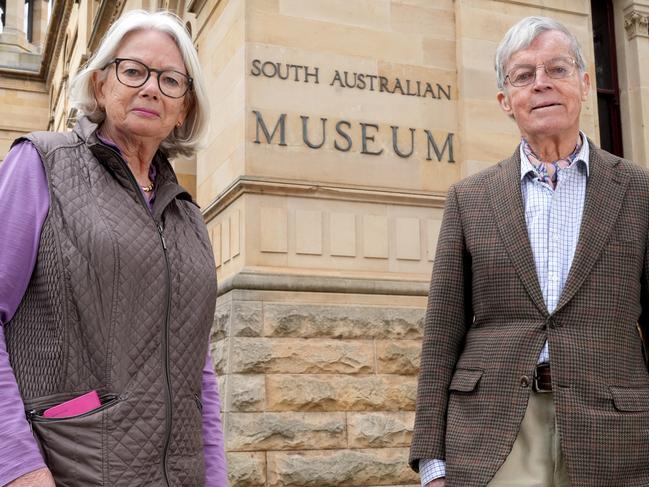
xmin=591 ymin=0 xmax=624 ymax=156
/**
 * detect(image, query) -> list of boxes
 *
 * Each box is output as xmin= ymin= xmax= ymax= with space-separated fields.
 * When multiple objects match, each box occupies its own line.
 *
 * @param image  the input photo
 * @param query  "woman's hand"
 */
xmin=426 ymin=479 xmax=445 ymax=487
xmin=7 ymin=468 xmax=55 ymax=486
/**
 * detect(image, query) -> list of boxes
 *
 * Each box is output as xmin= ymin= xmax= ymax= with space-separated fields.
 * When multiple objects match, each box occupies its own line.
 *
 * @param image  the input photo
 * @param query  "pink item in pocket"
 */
xmin=42 ymin=390 xmax=101 ymax=418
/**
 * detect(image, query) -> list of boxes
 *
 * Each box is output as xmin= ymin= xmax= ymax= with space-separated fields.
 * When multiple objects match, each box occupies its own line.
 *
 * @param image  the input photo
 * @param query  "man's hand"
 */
xmin=426 ymin=479 xmax=445 ymax=487
xmin=6 ymin=468 xmax=56 ymax=486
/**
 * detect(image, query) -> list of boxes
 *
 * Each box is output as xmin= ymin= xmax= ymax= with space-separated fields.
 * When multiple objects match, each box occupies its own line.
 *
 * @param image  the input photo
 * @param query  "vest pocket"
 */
xmin=27 ymin=393 xmax=124 ymax=486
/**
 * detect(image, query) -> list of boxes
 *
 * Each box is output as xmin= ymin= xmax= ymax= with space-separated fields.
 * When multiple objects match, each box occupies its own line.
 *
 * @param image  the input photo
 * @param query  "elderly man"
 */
xmin=410 ymin=16 xmax=649 ymax=487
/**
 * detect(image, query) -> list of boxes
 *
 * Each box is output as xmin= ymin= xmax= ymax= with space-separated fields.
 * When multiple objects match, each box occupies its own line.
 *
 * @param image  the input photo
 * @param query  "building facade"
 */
xmin=2 ymin=1 xmax=649 ymax=486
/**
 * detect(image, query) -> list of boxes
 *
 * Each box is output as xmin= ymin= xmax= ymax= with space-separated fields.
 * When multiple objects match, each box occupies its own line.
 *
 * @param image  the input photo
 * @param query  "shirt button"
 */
xmin=520 ymin=376 xmax=531 ymax=388
xmin=549 ymin=272 xmax=559 ymax=282
xmin=552 ymin=233 xmax=560 ymax=242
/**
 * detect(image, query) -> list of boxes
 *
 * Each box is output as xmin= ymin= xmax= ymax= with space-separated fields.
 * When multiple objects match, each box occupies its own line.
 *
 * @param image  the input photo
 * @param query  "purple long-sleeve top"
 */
xmin=0 ymin=141 xmax=227 ymax=486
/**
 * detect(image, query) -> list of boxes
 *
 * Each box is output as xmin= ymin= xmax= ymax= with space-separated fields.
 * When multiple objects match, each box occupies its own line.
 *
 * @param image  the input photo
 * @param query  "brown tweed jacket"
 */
xmin=410 ymin=142 xmax=649 ymax=487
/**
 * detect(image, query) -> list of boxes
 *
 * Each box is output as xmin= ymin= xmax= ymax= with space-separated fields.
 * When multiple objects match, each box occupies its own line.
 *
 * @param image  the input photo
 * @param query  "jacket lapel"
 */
xmin=487 ymin=148 xmax=549 ymax=317
xmin=554 ymin=144 xmax=629 ymax=313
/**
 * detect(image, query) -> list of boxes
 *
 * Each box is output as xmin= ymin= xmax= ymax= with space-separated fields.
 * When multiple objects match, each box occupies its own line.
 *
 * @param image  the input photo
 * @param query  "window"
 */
xmin=591 ymin=0 xmax=623 ymax=156
xmin=24 ymin=0 xmax=34 ymax=43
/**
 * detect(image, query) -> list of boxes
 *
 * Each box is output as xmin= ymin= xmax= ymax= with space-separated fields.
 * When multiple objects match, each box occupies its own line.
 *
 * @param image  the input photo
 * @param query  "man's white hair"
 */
xmin=70 ymin=10 xmax=209 ymax=158
xmin=494 ymin=16 xmax=587 ymax=91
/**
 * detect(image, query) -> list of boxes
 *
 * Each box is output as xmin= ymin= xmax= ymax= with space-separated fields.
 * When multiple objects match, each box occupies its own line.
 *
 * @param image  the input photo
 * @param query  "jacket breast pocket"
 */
xmin=449 ymin=369 xmax=483 ymax=393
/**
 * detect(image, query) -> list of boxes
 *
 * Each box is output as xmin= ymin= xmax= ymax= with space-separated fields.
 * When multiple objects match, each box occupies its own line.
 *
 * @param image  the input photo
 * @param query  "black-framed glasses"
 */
xmin=505 ymin=57 xmax=578 ymax=87
xmin=103 ymin=58 xmax=193 ymax=98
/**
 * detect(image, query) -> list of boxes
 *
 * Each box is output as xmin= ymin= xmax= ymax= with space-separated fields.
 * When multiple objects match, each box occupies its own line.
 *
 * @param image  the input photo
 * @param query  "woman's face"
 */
xmin=93 ymin=29 xmax=189 ymax=144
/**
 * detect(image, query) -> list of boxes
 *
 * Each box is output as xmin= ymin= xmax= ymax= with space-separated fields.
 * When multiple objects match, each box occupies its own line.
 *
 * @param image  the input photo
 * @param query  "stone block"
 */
xmin=390 ymin=2 xmax=455 ymax=40
xmin=197 ymin=108 xmax=245 ymax=180
xmin=295 ymin=209 xmax=323 ymax=255
xmin=347 ymin=412 xmax=415 ymax=448
xmin=227 ymin=412 xmax=346 ymax=450
xmin=231 ymin=209 xmax=241 ymax=258
xmin=213 ymin=301 xmax=231 ymax=340
xmin=218 ymin=375 xmax=226 ymax=412
xmin=330 ymin=212 xmax=356 ymax=257
xmin=395 ymin=217 xmax=421 ymax=261
xmin=266 ymin=448 xmax=417 ymax=486
xmin=222 ymin=217 xmax=232 ymax=262
xmin=279 ymin=0 xmax=391 ymax=30
xmin=227 ymin=451 xmax=266 ymax=487
xmin=175 ymin=173 xmax=196 ymax=199
xmin=260 ymin=206 xmax=288 ymax=253
xmin=247 ymin=12 xmax=423 ymax=66
xmin=376 ymin=340 xmax=421 ymax=375
xmin=363 ymin=215 xmax=389 ymax=259
xmin=266 ymin=374 xmax=416 ymax=411
xmin=232 ymin=300 xmax=264 ymax=337
xmin=247 ymin=0 xmax=280 ymax=15
xmin=264 ymin=303 xmax=424 ymax=339
xmin=211 ymin=338 xmax=228 ymax=375
xmin=229 ymin=337 xmax=374 ymax=374
xmin=228 ymin=374 xmax=266 ymax=411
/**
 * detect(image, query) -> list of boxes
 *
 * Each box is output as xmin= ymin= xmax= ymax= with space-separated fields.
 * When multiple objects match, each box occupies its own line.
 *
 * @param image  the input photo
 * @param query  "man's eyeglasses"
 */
xmin=505 ymin=57 xmax=578 ymax=87
xmin=103 ymin=58 xmax=193 ymax=98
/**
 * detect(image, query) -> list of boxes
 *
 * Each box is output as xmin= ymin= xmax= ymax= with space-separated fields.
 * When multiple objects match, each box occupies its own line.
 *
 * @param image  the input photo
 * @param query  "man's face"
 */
xmin=497 ymin=30 xmax=590 ymax=143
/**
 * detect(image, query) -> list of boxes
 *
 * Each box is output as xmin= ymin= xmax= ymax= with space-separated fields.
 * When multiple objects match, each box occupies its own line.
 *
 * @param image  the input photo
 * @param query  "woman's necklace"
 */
xmin=141 ymin=181 xmax=155 ymax=192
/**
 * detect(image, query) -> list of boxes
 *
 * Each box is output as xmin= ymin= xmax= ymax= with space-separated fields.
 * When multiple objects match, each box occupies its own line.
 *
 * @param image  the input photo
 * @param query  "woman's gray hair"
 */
xmin=70 ymin=10 xmax=209 ymax=158
xmin=494 ymin=16 xmax=587 ymax=91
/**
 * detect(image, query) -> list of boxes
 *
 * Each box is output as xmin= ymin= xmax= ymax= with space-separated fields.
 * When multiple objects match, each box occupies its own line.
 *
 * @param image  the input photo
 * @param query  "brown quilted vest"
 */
xmin=5 ymin=117 xmax=217 ymax=486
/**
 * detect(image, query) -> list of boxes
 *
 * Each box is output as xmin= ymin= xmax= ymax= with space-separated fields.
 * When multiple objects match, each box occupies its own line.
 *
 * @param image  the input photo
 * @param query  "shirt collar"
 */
xmin=519 ymin=131 xmax=590 ymax=181
xmin=96 ymin=129 xmax=158 ymax=182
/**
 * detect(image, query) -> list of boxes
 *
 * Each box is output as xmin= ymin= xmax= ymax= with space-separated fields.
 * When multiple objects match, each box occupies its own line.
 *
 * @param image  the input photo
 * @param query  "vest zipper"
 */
xmin=100 ymin=144 xmax=174 ymax=487
xmin=157 ymin=222 xmax=174 ymax=487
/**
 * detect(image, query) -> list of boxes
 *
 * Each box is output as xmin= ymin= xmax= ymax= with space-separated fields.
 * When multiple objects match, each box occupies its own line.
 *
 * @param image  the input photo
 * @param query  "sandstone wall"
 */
xmin=214 ymin=289 xmax=424 ymax=486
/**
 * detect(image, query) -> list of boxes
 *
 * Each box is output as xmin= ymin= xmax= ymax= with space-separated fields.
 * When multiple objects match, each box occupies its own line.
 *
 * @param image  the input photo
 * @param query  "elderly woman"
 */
xmin=0 ymin=10 xmax=227 ymax=486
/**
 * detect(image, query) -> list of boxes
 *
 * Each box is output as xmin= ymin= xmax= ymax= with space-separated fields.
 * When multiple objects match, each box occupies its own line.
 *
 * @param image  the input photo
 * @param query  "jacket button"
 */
xmin=546 ymin=318 xmax=556 ymax=329
xmin=520 ymin=376 xmax=530 ymax=388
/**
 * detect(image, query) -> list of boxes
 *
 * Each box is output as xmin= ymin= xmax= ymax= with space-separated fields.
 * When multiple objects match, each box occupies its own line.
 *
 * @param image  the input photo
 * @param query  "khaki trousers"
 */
xmin=487 ymin=391 xmax=572 ymax=487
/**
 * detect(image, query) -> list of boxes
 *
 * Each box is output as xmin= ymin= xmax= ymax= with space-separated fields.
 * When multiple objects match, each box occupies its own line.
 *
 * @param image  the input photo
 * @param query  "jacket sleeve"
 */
xmin=201 ymin=350 xmax=228 ymax=486
xmin=0 ymin=141 xmax=50 ymax=485
xmin=409 ymin=184 xmax=473 ymax=471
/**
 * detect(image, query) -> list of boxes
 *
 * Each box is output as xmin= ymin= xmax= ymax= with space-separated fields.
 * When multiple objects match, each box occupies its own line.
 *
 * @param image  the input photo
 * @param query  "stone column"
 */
xmin=189 ymin=0 xmax=452 ymax=485
xmin=30 ymin=0 xmax=49 ymax=51
xmin=0 ymin=0 xmax=27 ymax=50
xmin=615 ymin=2 xmax=649 ymax=166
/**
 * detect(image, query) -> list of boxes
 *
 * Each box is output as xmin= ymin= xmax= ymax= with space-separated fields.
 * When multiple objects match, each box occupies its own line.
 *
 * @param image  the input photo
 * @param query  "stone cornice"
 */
xmin=201 ymin=176 xmax=447 ymax=222
xmin=40 ymin=0 xmax=74 ymax=84
xmin=217 ymin=267 xmax=430 ymax=297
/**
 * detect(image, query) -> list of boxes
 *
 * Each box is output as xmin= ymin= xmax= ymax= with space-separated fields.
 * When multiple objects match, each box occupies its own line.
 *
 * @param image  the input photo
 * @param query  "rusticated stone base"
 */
xmin=211 ymin=288 xmax=426 ymax=486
